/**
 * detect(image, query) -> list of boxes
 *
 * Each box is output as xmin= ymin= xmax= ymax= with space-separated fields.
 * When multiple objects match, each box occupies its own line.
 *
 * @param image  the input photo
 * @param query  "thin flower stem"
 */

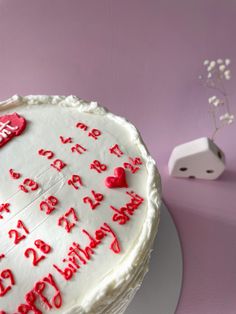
xmin=200 ymin=58 xmax=233 ymax=141
xmin=210 ymin=109 xmax=218 ymax=141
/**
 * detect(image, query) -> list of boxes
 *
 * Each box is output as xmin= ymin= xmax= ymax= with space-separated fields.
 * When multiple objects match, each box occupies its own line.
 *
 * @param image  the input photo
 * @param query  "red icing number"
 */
xmin=88 ymin=128 xmax=101 ymax=140
xmin=109 ymin=144 xmax=124 ymax=158
xmin=76 ymin=122 xmax=101 ymax=140
xmin=76 ymin=122 xmax=88 ymax=131
xmin=51 ymin=159 xmax=66 ymax=172
xmin=0 ymin=269 xmax=15 ymax=297
xmin=60 ymin=136 xmax=72 ymax=144
xmin=83 ymin=190 xmax=104 ymax=210
xmin=8 ymin=220 xmax=29 ymax=244
xmin=123 ymin=157 xmax=143 ymax=173
xmin=38 ymin=149 xmax=54 ymax=159
xmin=24 ymin=240 xmax=51 ymax=266
xmin=58 ymin=208 xmax=79 ymax=233
xmin=71 ymin=143 xmax=86 ymax=154
xmin=9 ymin=168 xmax=21 ymax=179
xmin=40 ymin=196 xmax=59 ymax=215
xmin=19 ymin=178 xmax=39 ymax=193
xmin=90 ymin=160 xmax=107 ymax=173
xmin=38 ymin=148 xmax=67 ymax=172
xmin=0 ymin=203 xmax=10 ymax=220
xmin=67 ymin=175 xmax=83 ymax=190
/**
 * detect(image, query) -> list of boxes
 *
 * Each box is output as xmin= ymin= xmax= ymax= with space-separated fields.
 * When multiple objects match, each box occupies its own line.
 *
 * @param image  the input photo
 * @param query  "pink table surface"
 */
xmin=0 ymin=1 xmax=236 ymax=313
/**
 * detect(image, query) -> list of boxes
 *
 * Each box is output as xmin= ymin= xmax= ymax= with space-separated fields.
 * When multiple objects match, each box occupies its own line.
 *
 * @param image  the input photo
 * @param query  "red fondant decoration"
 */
xmin=105 ymin=167 xmax=128 ymax=188
xmin=0 ymin=113 xmax=26 ymax=148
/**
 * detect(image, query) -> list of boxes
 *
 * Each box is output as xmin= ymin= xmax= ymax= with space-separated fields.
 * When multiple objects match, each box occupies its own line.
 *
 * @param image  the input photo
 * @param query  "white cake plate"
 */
xmin=126 ymin=201 xmax=183 ymax=314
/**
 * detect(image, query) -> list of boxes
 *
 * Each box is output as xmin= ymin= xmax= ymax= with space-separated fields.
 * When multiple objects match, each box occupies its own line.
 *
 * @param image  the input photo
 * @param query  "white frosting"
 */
xmin=0 ymin=95 xmax=161 ymax=313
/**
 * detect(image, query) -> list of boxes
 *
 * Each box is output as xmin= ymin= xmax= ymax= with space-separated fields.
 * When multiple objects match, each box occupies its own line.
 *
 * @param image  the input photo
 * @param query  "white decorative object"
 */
xmin=168 ymin=137 xmax=225 ymax=180
xmin=200 ymin=57 xmax=234 ymax=140
xmin=169 ymin=58 xmax=234 ymax=180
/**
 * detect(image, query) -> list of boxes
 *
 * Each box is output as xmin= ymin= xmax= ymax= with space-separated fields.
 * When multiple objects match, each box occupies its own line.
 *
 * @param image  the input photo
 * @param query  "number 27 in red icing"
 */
xmin=0 ymin=113 xmax=26 ymax=148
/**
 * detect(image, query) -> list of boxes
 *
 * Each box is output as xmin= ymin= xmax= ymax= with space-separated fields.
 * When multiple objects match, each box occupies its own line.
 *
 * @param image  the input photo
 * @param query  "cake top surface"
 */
xmin=0 ymin=95 xmax=161 ymax=314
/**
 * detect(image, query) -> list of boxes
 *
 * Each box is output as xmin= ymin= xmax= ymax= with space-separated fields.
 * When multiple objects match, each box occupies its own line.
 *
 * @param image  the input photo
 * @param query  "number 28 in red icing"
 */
xmin=0 ymin=113 xmax=26 ymax=148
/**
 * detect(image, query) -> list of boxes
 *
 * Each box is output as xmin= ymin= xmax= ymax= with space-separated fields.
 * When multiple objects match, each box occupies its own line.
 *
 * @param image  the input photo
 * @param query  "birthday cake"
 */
xmin=0 ymin=95 xmax=161 ymax=314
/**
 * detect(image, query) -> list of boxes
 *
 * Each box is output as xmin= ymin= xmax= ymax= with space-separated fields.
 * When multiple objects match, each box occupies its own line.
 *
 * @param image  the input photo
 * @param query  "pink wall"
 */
xmin=0 ymin=1 xmax=236 ymax=313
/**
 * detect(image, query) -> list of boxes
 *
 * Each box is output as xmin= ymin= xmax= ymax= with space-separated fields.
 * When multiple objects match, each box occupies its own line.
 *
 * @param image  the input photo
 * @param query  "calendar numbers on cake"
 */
xmin=24 ymin=239 xmax=51 ymax=267
xmin=71 ymin=143 xmax=87 ymax=155
xmin=8 ymin=220 xmax=29 ymax=245
xmin=34 ymin=239 xmax=51 ymax=254
xmin=88 ymin=128 xmax=101 ymax=140
xmin=51 ymin=159 xmax=67 ymax=172
xmin=0 ymin=269 xmax=15 ymax=297
xmin=90 ymin=160 xmax=107 ymax=173
xmin=40 ymin=196 xmax=59 ymax=215
xmin=0 ymin=203 xmax=10 ymax=220
xmin=9 ymin=168 xmax=21 ymax=180
xmin=76 ymin=122 xmax=88 ymax=131
xmin=83 ymin=190 xmax=104 ymax=210
xmin=58 ymin=208 xmax=79 ymax=233
xmin=38 ymin=148 xmax=67 ymax=172
xmin=123 ymin=157 xmax=143 ymax=174
xmin=60 ymin=135 xmax=73 ymax=144
xmin=19 ymin=178 xmax=39 ymax=193
xmin=109 ymin=144 xmax=124 ymax=158
xmin=38 ymin=148 xmax=54 ymax=159
xmin=76 ymin=122 xmax=102 ymax=140
xmin=67 ymin=175 xmax=83 ymax=190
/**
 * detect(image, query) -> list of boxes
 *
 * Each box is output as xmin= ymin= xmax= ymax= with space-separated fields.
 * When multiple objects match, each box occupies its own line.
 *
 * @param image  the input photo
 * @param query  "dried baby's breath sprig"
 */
xmin=199 ymin=58 xmax=234 ymax=141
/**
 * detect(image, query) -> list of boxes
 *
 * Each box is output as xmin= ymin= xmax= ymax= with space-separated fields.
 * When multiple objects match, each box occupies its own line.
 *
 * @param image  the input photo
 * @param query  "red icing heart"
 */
xmin=0 ymin=113 xmax=26 ymax=148
xmin=105 ymin=167 xmax=128 ymax=188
